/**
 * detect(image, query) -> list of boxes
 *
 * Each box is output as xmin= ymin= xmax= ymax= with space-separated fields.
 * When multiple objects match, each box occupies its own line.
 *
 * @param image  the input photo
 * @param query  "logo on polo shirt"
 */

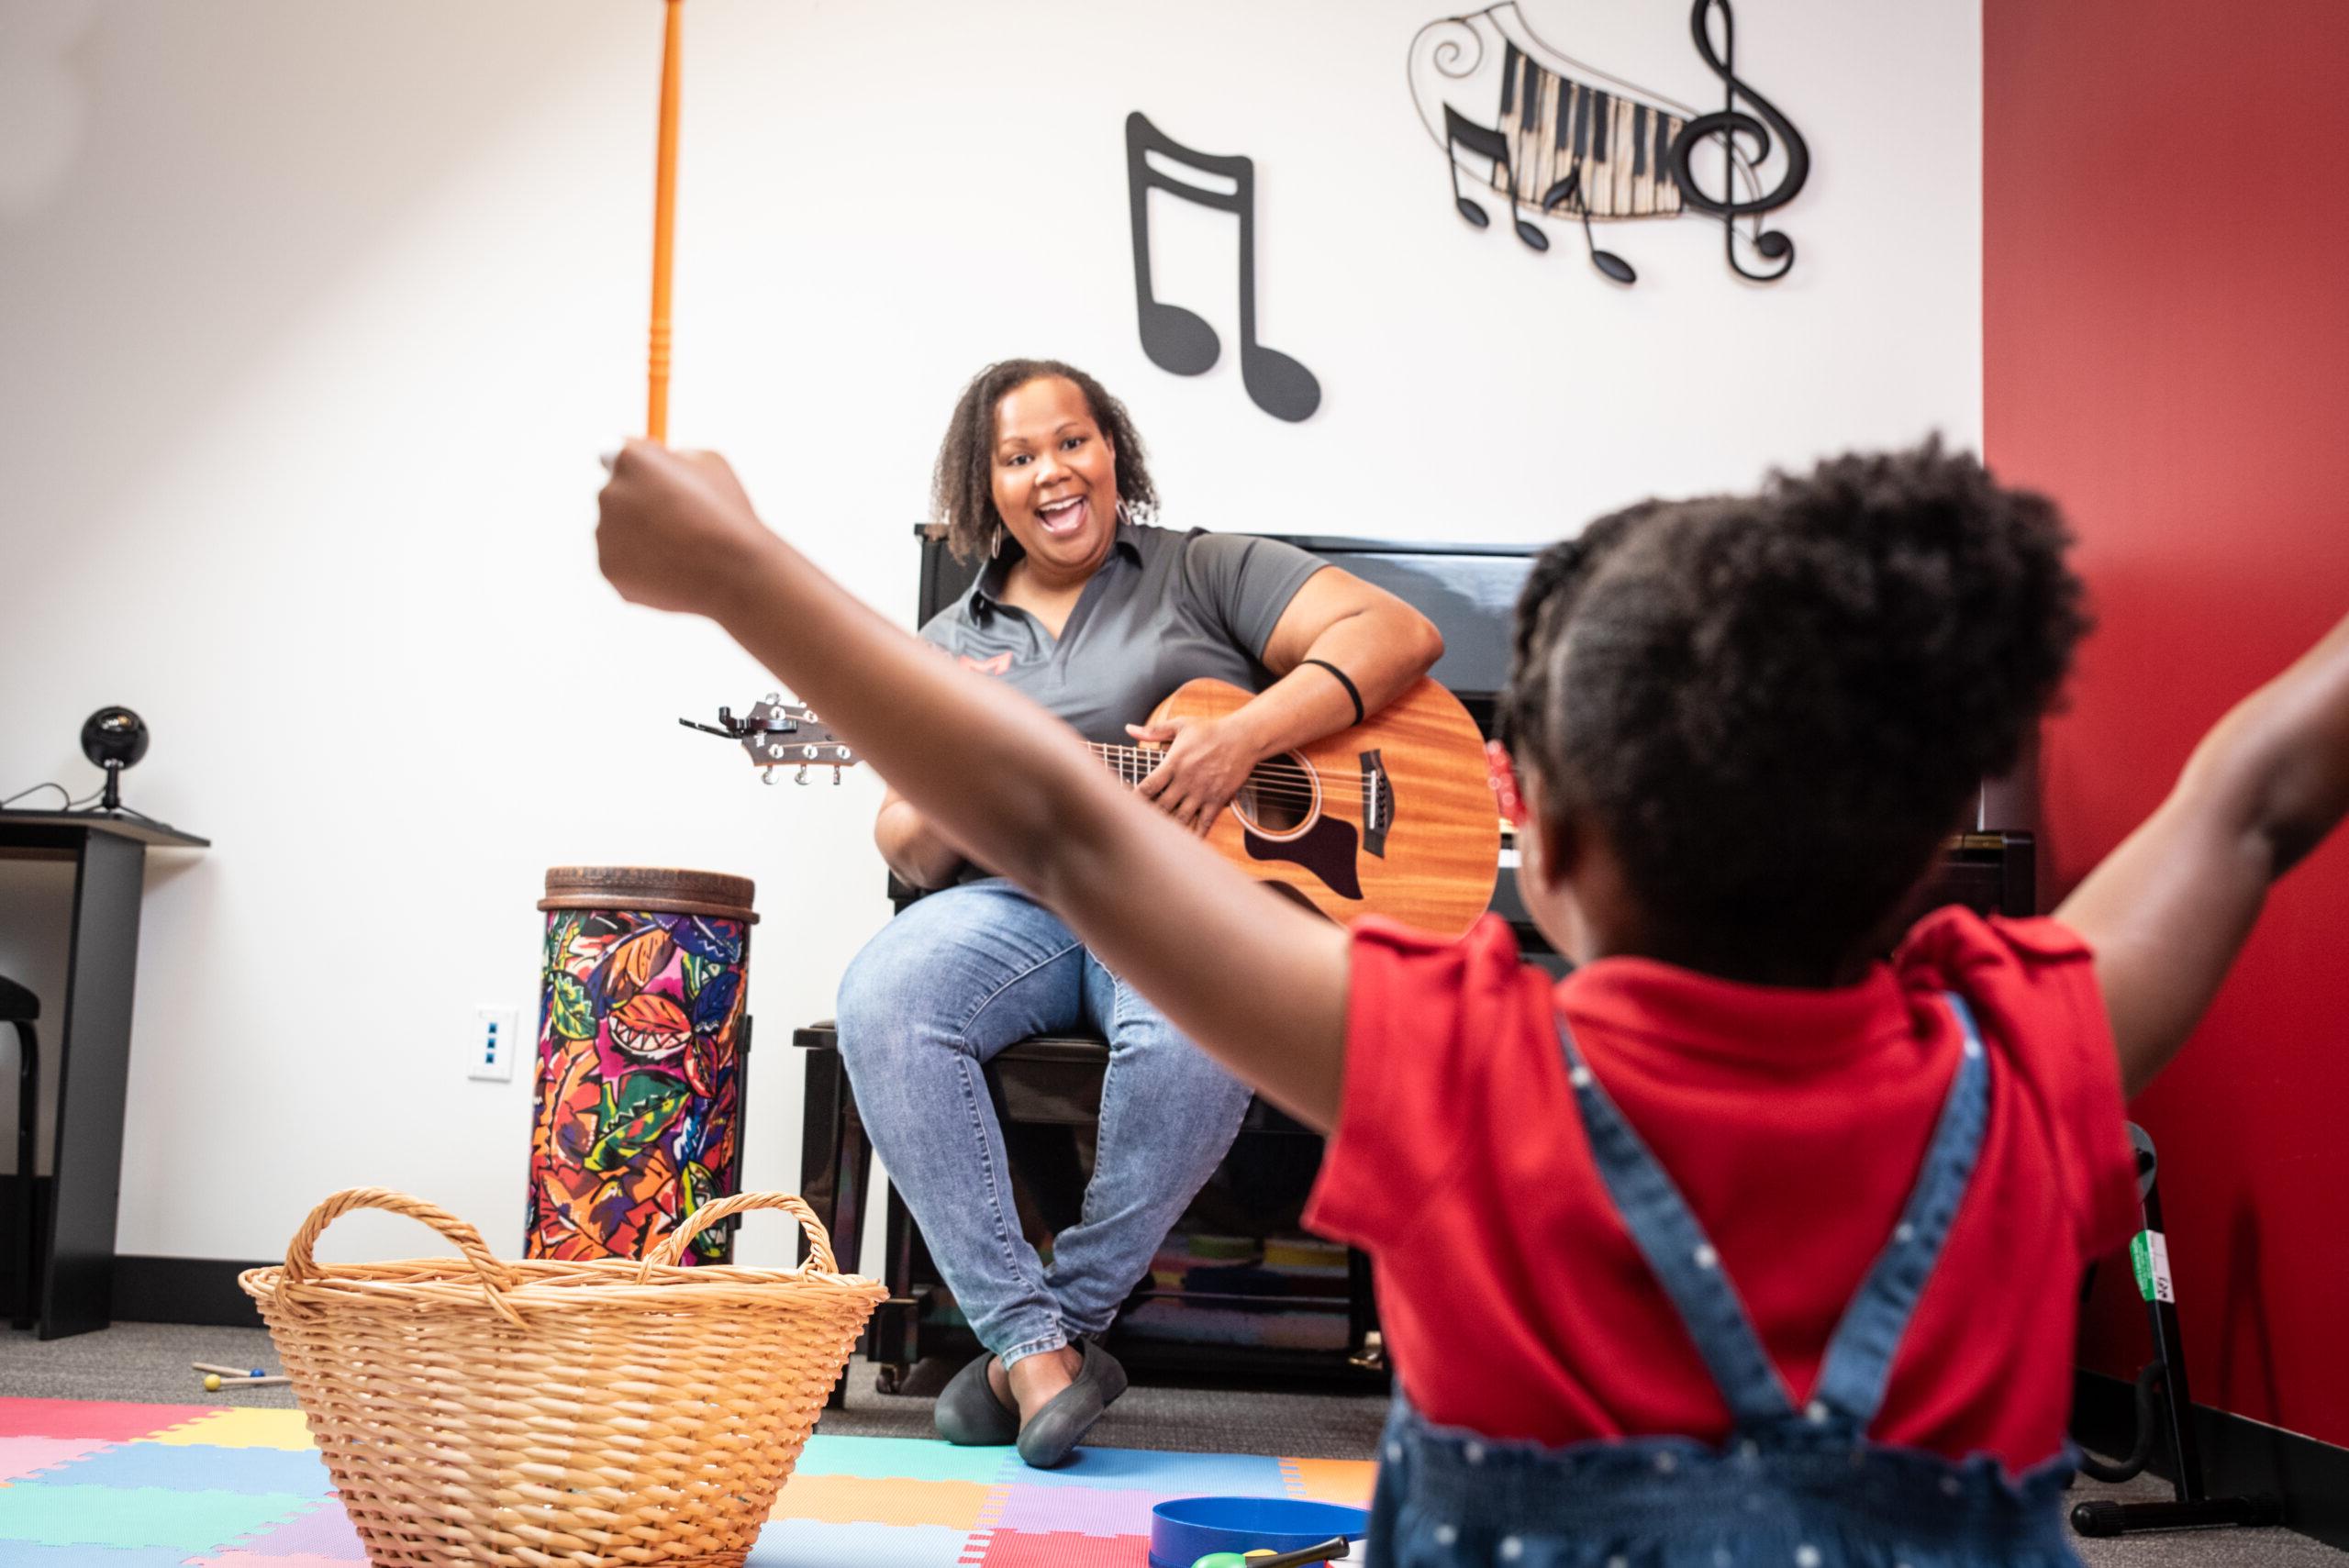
xmin=959 ymin=652 xmax=1013 ymax=676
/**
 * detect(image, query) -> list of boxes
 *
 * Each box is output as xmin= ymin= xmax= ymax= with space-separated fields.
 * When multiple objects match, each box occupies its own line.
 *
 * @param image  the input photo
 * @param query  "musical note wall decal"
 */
xmin=1124 ymin=112 xmax=1322 ymax=423
xmin=1407 ymin=0 xmax=1809 ymax=285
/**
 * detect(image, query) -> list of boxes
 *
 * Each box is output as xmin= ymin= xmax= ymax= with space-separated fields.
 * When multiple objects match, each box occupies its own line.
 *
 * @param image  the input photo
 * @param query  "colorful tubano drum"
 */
xmin=528 ymin=867 xmax=755 ymax=1265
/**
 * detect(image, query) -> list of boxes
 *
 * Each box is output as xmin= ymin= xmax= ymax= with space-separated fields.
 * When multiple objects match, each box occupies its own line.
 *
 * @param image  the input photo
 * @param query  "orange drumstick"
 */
xmin=647 ymin=0 xmax=684 ymax=443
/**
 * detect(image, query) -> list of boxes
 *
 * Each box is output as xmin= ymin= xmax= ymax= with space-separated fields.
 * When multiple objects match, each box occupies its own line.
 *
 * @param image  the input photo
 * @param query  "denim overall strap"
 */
xmin=1556 ymin=1016 xmax=1796 ymax=1426
xmin=1803 ymin=992 xmax=1993 ymax=1429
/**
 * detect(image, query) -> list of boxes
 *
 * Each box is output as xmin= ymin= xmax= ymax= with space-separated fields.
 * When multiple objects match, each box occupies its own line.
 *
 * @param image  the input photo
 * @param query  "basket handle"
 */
xmin=282 ymin=1187 xmax=527 ymax=1329
xmin=638 ymin=1191 xmax=838 ymax=1278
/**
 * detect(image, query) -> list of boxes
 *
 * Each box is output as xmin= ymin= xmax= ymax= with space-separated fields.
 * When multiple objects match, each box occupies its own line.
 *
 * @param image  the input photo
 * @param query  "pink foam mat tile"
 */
xmin=0 ymin=1398 xmax=223 ymax=1443
xmin=990 ymin=1483 xmax=1173 ymax=1538
xmin=966 ymin=1529 xmax=1153 ymax=1568
xmin=0 ymin=1435 xmax=113 ymax=1483
xmin=197 ymin=1555 xmax=375 ymax=1568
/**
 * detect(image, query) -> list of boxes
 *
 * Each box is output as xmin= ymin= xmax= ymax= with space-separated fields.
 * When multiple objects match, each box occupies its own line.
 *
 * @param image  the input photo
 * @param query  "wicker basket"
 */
xmin=240 ymin=1187 xmax=886 ymax=1567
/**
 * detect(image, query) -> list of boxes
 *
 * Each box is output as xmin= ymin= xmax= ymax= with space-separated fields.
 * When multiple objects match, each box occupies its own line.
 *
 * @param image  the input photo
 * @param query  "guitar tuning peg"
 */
xmin=795 ymin=764 xmax=810 ymax=786
xmin=831 ymin=765 xmax=843 ymax=785
xmin=761 ymin=766 xmax=779 ymax=786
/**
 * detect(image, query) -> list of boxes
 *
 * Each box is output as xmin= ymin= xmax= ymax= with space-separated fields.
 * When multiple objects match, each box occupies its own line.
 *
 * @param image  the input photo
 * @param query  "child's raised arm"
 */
xmin=596 ymin=441 xmax=1352 ymax=1128
xmin=2055 ymin=607 xmax=2349 ymax=1095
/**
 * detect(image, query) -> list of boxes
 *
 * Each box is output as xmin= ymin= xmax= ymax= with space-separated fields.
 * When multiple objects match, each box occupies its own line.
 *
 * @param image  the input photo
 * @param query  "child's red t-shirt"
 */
xmin=1305 ymin=906 xmax=2141 ymax=1473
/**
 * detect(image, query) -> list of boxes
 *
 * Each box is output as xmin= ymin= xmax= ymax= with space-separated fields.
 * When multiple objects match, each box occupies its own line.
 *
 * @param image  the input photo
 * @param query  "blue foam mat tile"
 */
xmin=26 ymin=1441 xmax=334 ymax=1496
xmin=793 ymin=1434 xmax=1019 ymax=1485
xmin=0 ymin=1482 xmax=320 ymax=1551
xmin=0 ymin=1546 xmax=203 ymax=1568
xmin=1019 ymin=1446 xmax=1288 ymax=1496
xmin=746 ymin=1519 xmax=976 ymax=1568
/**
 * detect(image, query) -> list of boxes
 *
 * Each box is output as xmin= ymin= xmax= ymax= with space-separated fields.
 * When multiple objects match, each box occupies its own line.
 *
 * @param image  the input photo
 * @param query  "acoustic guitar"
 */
xmin=686 ymin=675 xmax=1499 ymax=936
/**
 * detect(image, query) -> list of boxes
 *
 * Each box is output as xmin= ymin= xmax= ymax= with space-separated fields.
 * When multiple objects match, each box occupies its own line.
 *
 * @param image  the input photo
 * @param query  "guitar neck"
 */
xmin=1084 ymin=741 xmax=1158 ymax=789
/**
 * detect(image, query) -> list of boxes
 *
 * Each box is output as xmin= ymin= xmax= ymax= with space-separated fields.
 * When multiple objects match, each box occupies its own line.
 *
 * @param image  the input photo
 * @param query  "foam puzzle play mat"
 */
xmin=0 ymin=1397 xmax=1376 ymax=1567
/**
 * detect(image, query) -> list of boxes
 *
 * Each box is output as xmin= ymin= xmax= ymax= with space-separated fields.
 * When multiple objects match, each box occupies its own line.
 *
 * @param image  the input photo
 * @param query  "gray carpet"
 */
xmin=4 ymin=1322 xmax=2338 ymax=1565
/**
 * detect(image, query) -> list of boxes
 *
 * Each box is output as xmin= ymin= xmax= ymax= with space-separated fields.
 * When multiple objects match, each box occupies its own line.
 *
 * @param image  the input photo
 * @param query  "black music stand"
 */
xmin=2071 ymin=1125 xmax=2281 ymax=1537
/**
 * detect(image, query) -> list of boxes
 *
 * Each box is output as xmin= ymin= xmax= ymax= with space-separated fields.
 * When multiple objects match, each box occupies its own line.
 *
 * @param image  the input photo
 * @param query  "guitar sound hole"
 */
xmin=1234 ymin=754 xmax=1316 ymax=837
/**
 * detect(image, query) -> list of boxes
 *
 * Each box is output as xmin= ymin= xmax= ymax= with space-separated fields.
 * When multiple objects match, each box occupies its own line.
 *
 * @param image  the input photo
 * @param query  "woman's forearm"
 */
xmin=1235 ymin=605 xmax=1445 ymax=759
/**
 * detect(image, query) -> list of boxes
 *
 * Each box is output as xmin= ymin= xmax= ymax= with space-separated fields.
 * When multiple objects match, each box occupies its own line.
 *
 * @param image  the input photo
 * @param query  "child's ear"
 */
xmin=1517 ymin=765 xmax=1578 ymax=895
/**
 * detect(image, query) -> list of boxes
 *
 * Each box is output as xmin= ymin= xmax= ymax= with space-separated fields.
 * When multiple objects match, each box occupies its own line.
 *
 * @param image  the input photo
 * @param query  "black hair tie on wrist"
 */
xmin=1303 ymin=658 xmax=1365 ymax=727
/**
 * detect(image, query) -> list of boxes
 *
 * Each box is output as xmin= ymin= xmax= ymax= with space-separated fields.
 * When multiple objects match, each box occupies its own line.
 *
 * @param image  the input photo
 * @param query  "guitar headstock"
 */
xmin=679 ymin=694 xmax=862 ymax=785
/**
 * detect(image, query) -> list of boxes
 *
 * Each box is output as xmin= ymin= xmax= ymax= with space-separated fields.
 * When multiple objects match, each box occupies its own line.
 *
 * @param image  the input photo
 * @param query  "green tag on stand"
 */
xmin=2130 ymin=1229 xmax=2175 ymax=1304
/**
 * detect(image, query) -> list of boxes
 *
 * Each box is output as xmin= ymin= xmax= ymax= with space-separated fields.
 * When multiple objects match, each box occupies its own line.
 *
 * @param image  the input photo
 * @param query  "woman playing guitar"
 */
xmin=841 ymin=359 xmax=1443 ymax=1467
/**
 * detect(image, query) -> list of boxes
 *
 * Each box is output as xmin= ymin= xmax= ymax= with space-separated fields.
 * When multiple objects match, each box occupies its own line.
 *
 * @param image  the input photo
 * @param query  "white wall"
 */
xmin=0 ymin=0 xmax=1981 ymax=1270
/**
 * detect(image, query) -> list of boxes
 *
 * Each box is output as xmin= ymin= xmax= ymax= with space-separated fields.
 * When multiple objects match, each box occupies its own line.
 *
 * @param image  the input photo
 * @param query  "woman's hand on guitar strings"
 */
xmin=596 ymin=439 xmax=773 ymax=617
xmin=1126 ymin=713 xmax=1259 ymax=836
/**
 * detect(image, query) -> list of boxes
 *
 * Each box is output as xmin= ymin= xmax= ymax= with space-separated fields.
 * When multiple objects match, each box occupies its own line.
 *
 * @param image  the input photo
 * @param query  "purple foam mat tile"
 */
xmin=989 ymin=1483 xmax=1172 ymax=1538
xmin=207 ymin=1495 xmax=367 ymax=1560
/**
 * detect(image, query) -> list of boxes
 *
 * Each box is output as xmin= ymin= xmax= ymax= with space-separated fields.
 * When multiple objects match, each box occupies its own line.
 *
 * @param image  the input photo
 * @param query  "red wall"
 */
xmin=1985 ymin=1 xmax=2349 ymax=1444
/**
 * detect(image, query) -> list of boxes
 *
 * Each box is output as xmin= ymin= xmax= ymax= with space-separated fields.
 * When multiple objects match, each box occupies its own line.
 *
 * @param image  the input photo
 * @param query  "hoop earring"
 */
xmin=990 ymin=525 xmax=1003 ymax=560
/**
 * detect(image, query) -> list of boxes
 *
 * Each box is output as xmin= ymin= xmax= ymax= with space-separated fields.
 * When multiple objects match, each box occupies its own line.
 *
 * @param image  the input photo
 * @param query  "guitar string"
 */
xmin=1082 ymin=747 xmax=1334 ymax=806
xmin=1082 ymin=745 xmax=1341 ymax=790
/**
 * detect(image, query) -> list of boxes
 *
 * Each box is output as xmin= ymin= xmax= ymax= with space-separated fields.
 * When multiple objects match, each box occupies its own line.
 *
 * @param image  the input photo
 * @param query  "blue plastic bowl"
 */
xmin=1148 ymin=1495 xmax=1371 ymax=1568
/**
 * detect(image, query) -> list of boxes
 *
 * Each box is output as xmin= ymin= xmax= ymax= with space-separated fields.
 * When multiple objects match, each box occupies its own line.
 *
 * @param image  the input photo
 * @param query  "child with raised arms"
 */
xmin=595 ymin=439 xmax=2349 ymax=1567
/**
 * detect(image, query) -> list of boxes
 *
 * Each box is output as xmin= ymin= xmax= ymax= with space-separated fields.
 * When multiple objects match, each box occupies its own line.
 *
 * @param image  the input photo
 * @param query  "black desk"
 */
xmin=0 ymin=810 xmax=208 ymax=1339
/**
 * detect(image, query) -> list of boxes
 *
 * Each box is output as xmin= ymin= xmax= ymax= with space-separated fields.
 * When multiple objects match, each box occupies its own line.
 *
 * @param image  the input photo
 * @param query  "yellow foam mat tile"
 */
xmin=1282 ymin=1456 xmax=1376 ymax=1507
xmin=767 ymin=1473 xmax=1001 ymax=1530
xmin=147 ymin=1409 xmax=317 ymax=1451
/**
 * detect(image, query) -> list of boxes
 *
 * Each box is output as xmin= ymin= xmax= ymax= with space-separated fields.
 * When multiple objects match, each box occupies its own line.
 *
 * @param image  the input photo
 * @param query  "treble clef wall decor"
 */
xmin=1669 ymin=0 xmax=1808 ymax=280
xmin=1407 ymin=0 xmax=1809 ymax=285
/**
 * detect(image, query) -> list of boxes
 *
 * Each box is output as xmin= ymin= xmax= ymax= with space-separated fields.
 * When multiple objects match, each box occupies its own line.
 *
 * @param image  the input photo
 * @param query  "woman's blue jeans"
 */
xmin=834 ymin=879 xmax=1255 ymax=1370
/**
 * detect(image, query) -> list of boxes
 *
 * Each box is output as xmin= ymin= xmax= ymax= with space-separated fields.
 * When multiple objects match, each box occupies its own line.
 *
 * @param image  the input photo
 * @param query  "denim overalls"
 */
xmin=1365 ymin=995 xmax=2082 ymax=1567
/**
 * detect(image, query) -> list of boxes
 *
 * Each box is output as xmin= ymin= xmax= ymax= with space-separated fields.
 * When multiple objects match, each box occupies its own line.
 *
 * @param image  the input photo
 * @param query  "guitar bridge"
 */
xmin=1359 ymin=749 xmax=1392 ymax=858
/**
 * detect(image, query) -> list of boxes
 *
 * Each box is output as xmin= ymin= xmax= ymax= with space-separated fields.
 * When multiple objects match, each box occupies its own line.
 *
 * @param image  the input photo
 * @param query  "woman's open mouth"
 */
xmin=1035 ymin=495 xmax=1090 ymax=538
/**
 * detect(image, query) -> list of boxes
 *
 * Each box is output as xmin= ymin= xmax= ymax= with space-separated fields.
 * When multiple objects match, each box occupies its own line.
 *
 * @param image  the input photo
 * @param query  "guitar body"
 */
xmin=1151 ymin=676 xmax=1499 ymax=937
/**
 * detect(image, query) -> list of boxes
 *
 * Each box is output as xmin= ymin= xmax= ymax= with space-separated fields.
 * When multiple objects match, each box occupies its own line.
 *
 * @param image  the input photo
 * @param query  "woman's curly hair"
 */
xmin=931 ymin=359 xmax=1159 ymax=562
xmin=1502 ymin=441 xmax=2090 ymax=974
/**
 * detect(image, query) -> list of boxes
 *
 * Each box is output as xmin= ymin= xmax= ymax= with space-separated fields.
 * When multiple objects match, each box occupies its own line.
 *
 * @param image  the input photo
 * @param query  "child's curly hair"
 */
xmin=1502 ymin=441 xmax=2090 ymax=975
xmin=931 ymin=359 xmax=1159 ymax=562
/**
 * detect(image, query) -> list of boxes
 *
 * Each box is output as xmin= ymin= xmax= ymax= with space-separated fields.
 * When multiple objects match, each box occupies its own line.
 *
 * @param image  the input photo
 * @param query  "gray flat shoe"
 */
xmin=1015 ymin=1340 xmax=1127 ymax=1470
xmin=1092 ymin=1337 xmax=1130 ymax=1407
xmin=934 ymin=1351 xmax=1019 ymax=1447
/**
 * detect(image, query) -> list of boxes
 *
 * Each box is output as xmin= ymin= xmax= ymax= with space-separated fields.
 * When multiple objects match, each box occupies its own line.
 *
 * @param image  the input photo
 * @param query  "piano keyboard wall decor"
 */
xmin=1409 ymin=0 xmax=1810 ymax=284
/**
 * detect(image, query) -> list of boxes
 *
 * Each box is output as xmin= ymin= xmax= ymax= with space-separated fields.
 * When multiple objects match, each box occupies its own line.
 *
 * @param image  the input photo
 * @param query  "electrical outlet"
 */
xmin=469 ymin=1006 xmax=519 ymax=1082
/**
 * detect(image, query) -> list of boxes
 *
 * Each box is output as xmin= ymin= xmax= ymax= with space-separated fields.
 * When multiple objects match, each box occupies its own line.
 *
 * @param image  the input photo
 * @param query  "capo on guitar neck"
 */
xmin=677 ymin=699 xmax=806 ymax=740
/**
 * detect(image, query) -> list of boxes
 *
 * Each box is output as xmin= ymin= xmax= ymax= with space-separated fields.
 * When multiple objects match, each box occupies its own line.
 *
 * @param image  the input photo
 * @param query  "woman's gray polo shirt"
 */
xmin=918 ymin=521 xmax=1327 ymax=746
